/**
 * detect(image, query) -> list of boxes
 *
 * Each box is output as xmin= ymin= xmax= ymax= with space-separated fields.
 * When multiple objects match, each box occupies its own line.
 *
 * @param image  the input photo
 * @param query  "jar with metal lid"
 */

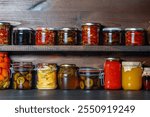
xmin=142 ymin=67 xmax=150 ymax=90
xmin=58 ymin=64 xmax=78 ymax=89
xmin=79 ymin=67 xmax=103 ymax=90
xmin=36 ymin=27 xmax=57 ymax=45
xmin=12 ymin=62 xmax=34 ymax=90
xmin=0 ymin=52 xmax=10 ymax=89
xmin=103 ymin=27 xmax=122 ymax=45
xmin=0 ymin=22 xmax=11 ymax=45
xmin=82 ymin=23 xmax=100 ymax=45
xmin=125 ymin=28 xmax=145 ymax=46
xmin=104 ymin=58 xmax=121 ymax=90
xmin=122 ymin=62 xmax=143 ymax=90
xmin=37 ymin=63 xmax=57 ymax=89
xmin=57 ymin=28 xmax=78 ymax=45
xmin=12 ymin=27 xmax=35 ymax=45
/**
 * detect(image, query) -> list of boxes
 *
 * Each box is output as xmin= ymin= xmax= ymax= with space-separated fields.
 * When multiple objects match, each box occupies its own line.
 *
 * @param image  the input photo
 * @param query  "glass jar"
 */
xmin=12 ymin=27 xmax=35 ymax=45
xmin=0 ymin=52 xmax=10 ymax=89
xmin=125 ymin=28 xmax=145 ymax=46
xmin=82 ymin=23 xmax=100 ymax=45
xmin=142 ymin=68 xmax=150 ymax=90
xmin=37 ymin=63 xmax=57 ymax=89
xmin=122 ymin=62 xmax=143 ymax=90
xmin=79 ymin=67 xmax=102 ymax=90
xmin=57 ymin=28 xmax=78 ymax=45
xmin=103 ymin=27 xmax=122 ymax=45
xmin=58 ymin=64 xmax=78 ymax=89
xmin=12 ymin=62 xmax=33 ymax=90
xmin=104 ymin=58 xmax=121 ymax=90
xmin=0 ymin=22 xmax=11 ymax=45
xmin=36 ymin=27 xmax=56 ymax=45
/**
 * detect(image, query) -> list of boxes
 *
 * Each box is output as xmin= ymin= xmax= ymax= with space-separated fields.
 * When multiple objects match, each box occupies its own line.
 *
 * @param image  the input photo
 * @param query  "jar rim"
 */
xmin=125 ymin=28 xmax=144 ymax=31
xmin=14 ymin=27 xmax=33 ymax=31
xmin=36 ymin=27 xmax=56 ymax=30
xmin=103 ymin=27 xmax=122 ymax=31
xmin=106 ymin=57 xmax=120 ymax=61
xmin=0 ymin=22 xmax=10 ymax=25
xmin=122 ymin=61 xmax=142 ymax=66
xmin=82 ymin=22 xmax=101 ymax=26
xmin=60 ymin=64 xmax=76 ymax=67
xmin=79 ymin=67 xmax=102 ymax=73
xmin=59 ymin=27 xmax=78 ymax=31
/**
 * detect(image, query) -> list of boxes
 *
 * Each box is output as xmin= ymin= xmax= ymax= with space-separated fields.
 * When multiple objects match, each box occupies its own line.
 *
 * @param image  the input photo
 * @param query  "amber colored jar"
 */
xmin=36 ymin=27 xmax=56 ymax=45
xmin=37 ymin=63 xmax=57 ymax=89
xmin=0 ymin=52 xmax=10 ymax=89
xmin=104 ymin=58 xmax=121 ymax=90
xmin=103 ymin=28 xmax=122 ymax=45
xmin=142 ymin=68 xmax=150 ymax=90
xmin=0 ymin=22 xmax=11 ymax=45
xmin=125 ymin=28 xmax=145 ymax=46
xmin=58 ymin=64 xmax=78 ymax=89
xmin=82 ymin=23 xmax=100 ymax=45
xmin=12 ymin=62 xmax=33 ymax=90
xmin=57 ymin=28 xmax=78 ymax=45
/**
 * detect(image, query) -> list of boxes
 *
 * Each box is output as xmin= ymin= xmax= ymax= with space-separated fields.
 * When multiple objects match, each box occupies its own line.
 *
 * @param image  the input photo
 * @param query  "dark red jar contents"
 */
xmin=142 ymin=68 xmax=150 ymax=90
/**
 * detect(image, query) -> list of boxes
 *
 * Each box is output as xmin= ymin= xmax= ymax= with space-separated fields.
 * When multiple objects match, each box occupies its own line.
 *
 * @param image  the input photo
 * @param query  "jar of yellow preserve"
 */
xmin=122 ymin=62 xmax=143 ymax=90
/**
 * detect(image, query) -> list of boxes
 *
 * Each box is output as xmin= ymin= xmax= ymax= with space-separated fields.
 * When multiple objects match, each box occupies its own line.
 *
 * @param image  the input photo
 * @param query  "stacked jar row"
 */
xmin=0 ymin=22 xmax=149 ymax=46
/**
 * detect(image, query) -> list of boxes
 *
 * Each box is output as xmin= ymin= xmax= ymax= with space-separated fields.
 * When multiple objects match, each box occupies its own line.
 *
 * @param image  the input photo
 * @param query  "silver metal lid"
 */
xmin=125 ymin=28 xmax=144 ymax=31
xmin=82 ymin=22 xmax=101 ymax=26
xmin=14 ymin=27 xmax=33 ymax=31
xmin=103 ymin=27 xmax=122 ymax=31
xmin=0 ymin=22 xmax=10 ymax=25
xmin=106 ymin=57 xmax=120 ymax=61
xmin=60 ymin=64 xmax=76 ymax=67
xmin=59 ymin=27 xmax=78 ymax=31
xmin=122 ymin=61 xmax=142 ymax=66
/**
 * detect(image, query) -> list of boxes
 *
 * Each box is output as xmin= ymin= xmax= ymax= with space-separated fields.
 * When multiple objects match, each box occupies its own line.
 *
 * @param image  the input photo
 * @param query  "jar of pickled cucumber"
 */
xmin=58 ymin=64 xmax=78 ymax=89
xmin=122 ymin=62 xmax=143 ymax=90
xmin=0 ymin=52 xmax=10 ymax=89
xmin=37 ymin=63 xmax=57 ymax=89
xmin=12 ymin=62 xmax=33 ymax=90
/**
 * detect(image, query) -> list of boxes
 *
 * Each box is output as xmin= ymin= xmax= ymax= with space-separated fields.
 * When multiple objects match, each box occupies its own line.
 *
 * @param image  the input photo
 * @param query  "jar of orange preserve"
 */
xmin=122 ymin=62 xmax=143 ymax=90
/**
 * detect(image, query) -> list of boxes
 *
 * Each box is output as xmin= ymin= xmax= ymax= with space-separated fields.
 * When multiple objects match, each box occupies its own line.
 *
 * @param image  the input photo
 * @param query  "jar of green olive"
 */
xmin=58 ymin=64 xmax=78 ymax=89
xmin=57 ymin=28 xmax=78 ymax=45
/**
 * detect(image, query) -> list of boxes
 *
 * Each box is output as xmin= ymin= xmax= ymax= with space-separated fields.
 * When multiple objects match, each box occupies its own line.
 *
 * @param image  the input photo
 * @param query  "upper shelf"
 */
xmin=0 ymin=45 xmax=150 ymax=52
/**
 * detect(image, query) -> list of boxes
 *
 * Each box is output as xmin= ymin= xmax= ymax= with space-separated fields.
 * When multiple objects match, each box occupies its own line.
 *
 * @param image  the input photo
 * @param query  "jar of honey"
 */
xmin=142 ymin=68 xmax=150 ymax=90
xmin=104 ymin=58 xmax=121 ymax=90
xmin=122 ymin=62 xmax=143 ymax=90
xmin=58 ymin=64 xmax=78 ymax=89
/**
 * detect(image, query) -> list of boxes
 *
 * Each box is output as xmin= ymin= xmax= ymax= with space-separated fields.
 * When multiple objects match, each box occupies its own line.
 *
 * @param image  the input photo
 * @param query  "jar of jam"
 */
xmin=58 ymin=64 xmax=78 ymax=89
xmin=57 ymin=28 xmax=78 ymax=45
xmin=103 ymin=27 xmax=122 ymax=45
xmin=12 ymin=62 xmax=33 ymax=90
xmin=82 ymin=23 xmax=100 ymax=45
xmin=13 ymin=27 xmax=35 ymax=45
xmin=122 ymin=62 xmax=143 ymax=90
xmin=104 ymin=58 xmax=121 ymax=90
xmin=79 ymin=67 xmax=102 ymax=90
xmin=37 ymin=63 xmax=57 ymax=89
xmin=0 ymin=22 xmax=11 ymax=45
xmin=0 ymin=52 xmax=10 ymax=89
xmin=125 ymin=28 xmax=145 ymax=46
xmin=36 ymin=27 xmax=56 ymax=45
xmin=142 ymin=68 xmax=150 ymax=90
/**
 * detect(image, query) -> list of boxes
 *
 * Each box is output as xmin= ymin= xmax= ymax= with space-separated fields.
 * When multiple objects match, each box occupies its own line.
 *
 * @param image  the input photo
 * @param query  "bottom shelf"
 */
xmin=0 ymin=90 xmax=149 ymax=100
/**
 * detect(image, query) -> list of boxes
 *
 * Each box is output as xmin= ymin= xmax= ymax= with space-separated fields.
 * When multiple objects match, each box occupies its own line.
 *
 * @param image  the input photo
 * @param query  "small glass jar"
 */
xmin=36 ymin=27 xmax=57 ymax=45
xmin=0 ymin=22 xmax=11 ymax=45
xmin=142 ymin=68 xmax=150 ymax=90
xmin=122 ymin=62 xmax=143 ymax=90
xmin=13 ymin=27 xmax=35 ymax=45
xmin=57 ymin=28 xmax=78 ymax=45
xmin=103 ymin=27 xmax=122 ymax=45
xmin=0 ymin=52 xmax=10 ymax=89
xmin=125 ymin=28 xmax=145 ymax=46
xmin=79 ymin=67 xmax=102 ymax=90
xmin=58 ymin=64 xmax=78 ymax=89
xmin=82 ymin=23 xmax=100 ymax=45
xmin=37 ymin=63 xmax=57 ymax=89
xmin=104 ymin=58 xmax=121 ymax=90
xmin=12 ymin=62 xmax=33 ymax=90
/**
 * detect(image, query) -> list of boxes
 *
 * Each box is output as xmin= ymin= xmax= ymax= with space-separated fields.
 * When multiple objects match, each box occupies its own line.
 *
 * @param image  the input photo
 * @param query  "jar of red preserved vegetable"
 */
xmin=104 ymin=58 xmax=121 ymax=90
xmin=36 ymin=27 xmax=56 ymax=45
xmin=103 ymin=28 xmax=122 ymax=45
xmin=82 ymin=23 xmax=100 ymax=45
xmin=125 ymin=28 xmax=145 ymax=46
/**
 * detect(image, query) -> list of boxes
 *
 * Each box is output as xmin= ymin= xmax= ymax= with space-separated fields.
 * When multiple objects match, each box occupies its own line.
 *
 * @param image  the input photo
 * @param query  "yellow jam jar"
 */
xmin=122 ymin=62 xmax=143 ymax=90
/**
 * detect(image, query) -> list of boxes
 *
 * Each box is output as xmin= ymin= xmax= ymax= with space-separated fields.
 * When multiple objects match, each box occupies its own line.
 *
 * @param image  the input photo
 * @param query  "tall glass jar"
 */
xmin=58 ymin=64 xmax=78 ymax=89
xmin=82 ymin=23 xmax=100 ymax=45
xmin=57 ymin=28 xmax=78 ymax=45
xmin=12 ymin=62 xmax=33 ymax=90
xmin=37 ymin=63 xmax=57 ymax=89
xmin=122 ymin=62 xmax=143 ymax=90
xmin=104 ymin=58 xmax=121 ymax=90
xmin=142 ymin=68 xmax=150 ymax=90
xmin=0 ymin=52 xmax=10 ymax=89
